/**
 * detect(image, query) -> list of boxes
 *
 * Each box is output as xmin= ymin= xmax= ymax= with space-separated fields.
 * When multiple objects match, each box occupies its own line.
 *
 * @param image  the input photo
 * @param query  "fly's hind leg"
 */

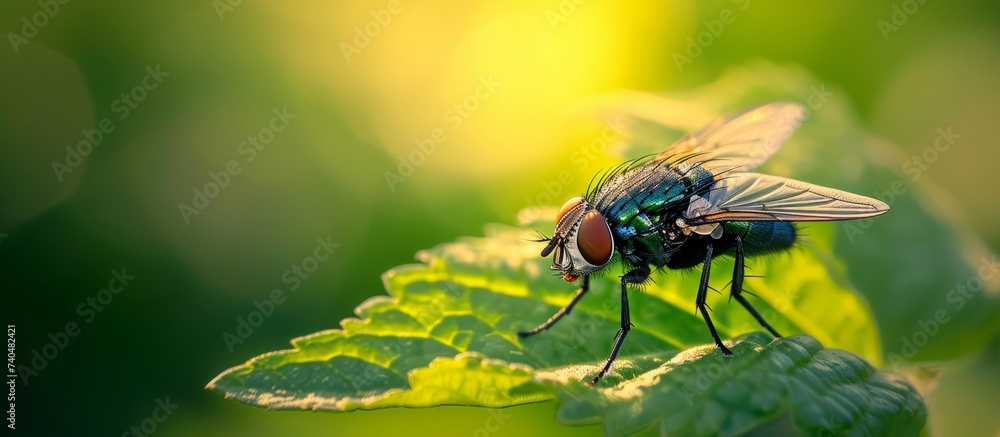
xmin=696 ymin=244 xmax=733 ymax=356
xmin=730 ymin=236 xmax=782 ymax=338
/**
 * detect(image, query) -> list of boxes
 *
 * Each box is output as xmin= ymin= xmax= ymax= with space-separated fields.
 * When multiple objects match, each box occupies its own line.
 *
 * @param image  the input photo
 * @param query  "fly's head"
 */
xmin=538 ymin=196 xmax=615 ymax=282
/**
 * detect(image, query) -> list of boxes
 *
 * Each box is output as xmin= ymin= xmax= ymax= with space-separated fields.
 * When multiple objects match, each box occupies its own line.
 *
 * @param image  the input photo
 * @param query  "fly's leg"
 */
xmin=697 ymin=244 xmax=733 ymax=356
xmin=518 ymin=276 xmax=590 ymax=338
xmin=730 ymin=236 xmax=782 ymax=338
xmin=589 ymin=265 xmax=648 ymax=385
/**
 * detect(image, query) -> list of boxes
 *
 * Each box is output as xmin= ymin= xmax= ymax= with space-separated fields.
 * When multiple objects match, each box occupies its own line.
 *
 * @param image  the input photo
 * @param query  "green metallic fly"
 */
xmin=519 ymin=102 xmax=889 ymax=385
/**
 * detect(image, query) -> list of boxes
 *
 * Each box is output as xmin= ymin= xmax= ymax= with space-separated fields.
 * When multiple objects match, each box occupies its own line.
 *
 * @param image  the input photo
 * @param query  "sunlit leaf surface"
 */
xmin=208 ymin=213 xmax=923 ymax=435
xmin=552 ymin=333 xmax=925 ymax=437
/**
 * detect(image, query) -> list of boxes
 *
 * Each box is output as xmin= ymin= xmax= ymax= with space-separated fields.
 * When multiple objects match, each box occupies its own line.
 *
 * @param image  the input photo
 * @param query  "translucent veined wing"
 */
xmin=658 ymin=102 xmax=806 ymax=173
xmin=682 ymin=173 xmax=890 ymax=224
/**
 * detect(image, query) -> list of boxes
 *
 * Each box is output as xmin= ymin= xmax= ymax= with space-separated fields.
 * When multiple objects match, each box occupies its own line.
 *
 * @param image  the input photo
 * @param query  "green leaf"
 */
xmin=551 ymin=333 xmax=926 ymax=437
xmin=599 ymin=62 xmax=1000 ymax=363
xmin=208 ymin=216 xmax=924 ymax=435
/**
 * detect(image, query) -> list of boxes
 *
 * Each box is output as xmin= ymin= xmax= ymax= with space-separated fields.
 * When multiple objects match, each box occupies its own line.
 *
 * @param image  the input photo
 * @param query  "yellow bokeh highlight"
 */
xmin=265 ymin=1 xmax=687 ymax=180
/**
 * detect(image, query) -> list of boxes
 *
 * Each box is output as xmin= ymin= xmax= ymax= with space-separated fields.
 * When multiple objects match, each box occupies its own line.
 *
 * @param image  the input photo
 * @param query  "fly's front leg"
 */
xmin=589 ymin=265 xmax=649 ymax=385
xmin=696 ymin=244 xmax=733 ymax=356
xmin=518 ymin=275 xmax=590 ymax=338
xmin=730 ymin=236 xmax=782 ymax=338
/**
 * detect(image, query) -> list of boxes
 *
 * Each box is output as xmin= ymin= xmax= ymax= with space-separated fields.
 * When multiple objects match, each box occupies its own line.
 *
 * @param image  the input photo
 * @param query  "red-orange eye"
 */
xmin=557 ymin=196 xmax=584 ymax=222
xmin=577 ymin=211 xmax=613 ymax=266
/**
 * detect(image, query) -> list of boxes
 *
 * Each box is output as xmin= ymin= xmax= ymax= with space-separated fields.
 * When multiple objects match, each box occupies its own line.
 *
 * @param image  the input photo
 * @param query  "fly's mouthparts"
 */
xmin=540 ymin=237 xmax=561 ymax=257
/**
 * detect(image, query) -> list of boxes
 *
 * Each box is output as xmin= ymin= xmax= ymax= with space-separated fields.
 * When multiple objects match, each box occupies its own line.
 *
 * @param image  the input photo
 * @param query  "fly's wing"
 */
xmin=683 ymin=173 xmax=889 ymax=224
xmin=658 ymin=102 xmax=806 ymax=173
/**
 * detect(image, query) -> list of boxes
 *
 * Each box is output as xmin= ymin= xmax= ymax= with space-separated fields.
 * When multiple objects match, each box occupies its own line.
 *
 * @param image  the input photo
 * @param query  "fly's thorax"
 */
xmin=589 ymin=161 xmax=695 ymax=229
xmin=543 ymin=197 xmax=615 ymax=280
xmin=594 ymin=186 xmax=712 ymax=267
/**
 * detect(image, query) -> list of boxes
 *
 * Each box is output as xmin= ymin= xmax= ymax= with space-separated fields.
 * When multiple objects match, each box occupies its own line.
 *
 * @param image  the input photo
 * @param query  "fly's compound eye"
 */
xmin=556 ymin=196 xmax=585 ymax=222
xmin=575 ymin=211 xmax=614 ymax=266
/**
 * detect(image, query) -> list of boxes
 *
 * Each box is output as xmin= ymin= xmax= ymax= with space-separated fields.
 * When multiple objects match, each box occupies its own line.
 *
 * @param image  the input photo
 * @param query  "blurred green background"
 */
xmin=1 ymin=0 xmax=998 ymax=435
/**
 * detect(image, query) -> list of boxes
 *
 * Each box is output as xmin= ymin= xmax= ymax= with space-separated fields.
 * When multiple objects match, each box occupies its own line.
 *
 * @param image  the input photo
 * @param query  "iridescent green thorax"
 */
xmin=587 ymin=159 xmax=716 ymax=268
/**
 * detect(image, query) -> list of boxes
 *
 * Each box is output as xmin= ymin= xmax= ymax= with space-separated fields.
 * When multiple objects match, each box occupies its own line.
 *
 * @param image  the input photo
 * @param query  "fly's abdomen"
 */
xmin=723 ymin=221 xmax=796 ymax=256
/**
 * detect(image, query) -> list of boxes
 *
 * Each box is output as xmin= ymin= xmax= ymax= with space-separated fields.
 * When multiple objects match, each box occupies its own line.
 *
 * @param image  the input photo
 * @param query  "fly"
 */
xmin=518 ymin=102 xmax=889 ymax=385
